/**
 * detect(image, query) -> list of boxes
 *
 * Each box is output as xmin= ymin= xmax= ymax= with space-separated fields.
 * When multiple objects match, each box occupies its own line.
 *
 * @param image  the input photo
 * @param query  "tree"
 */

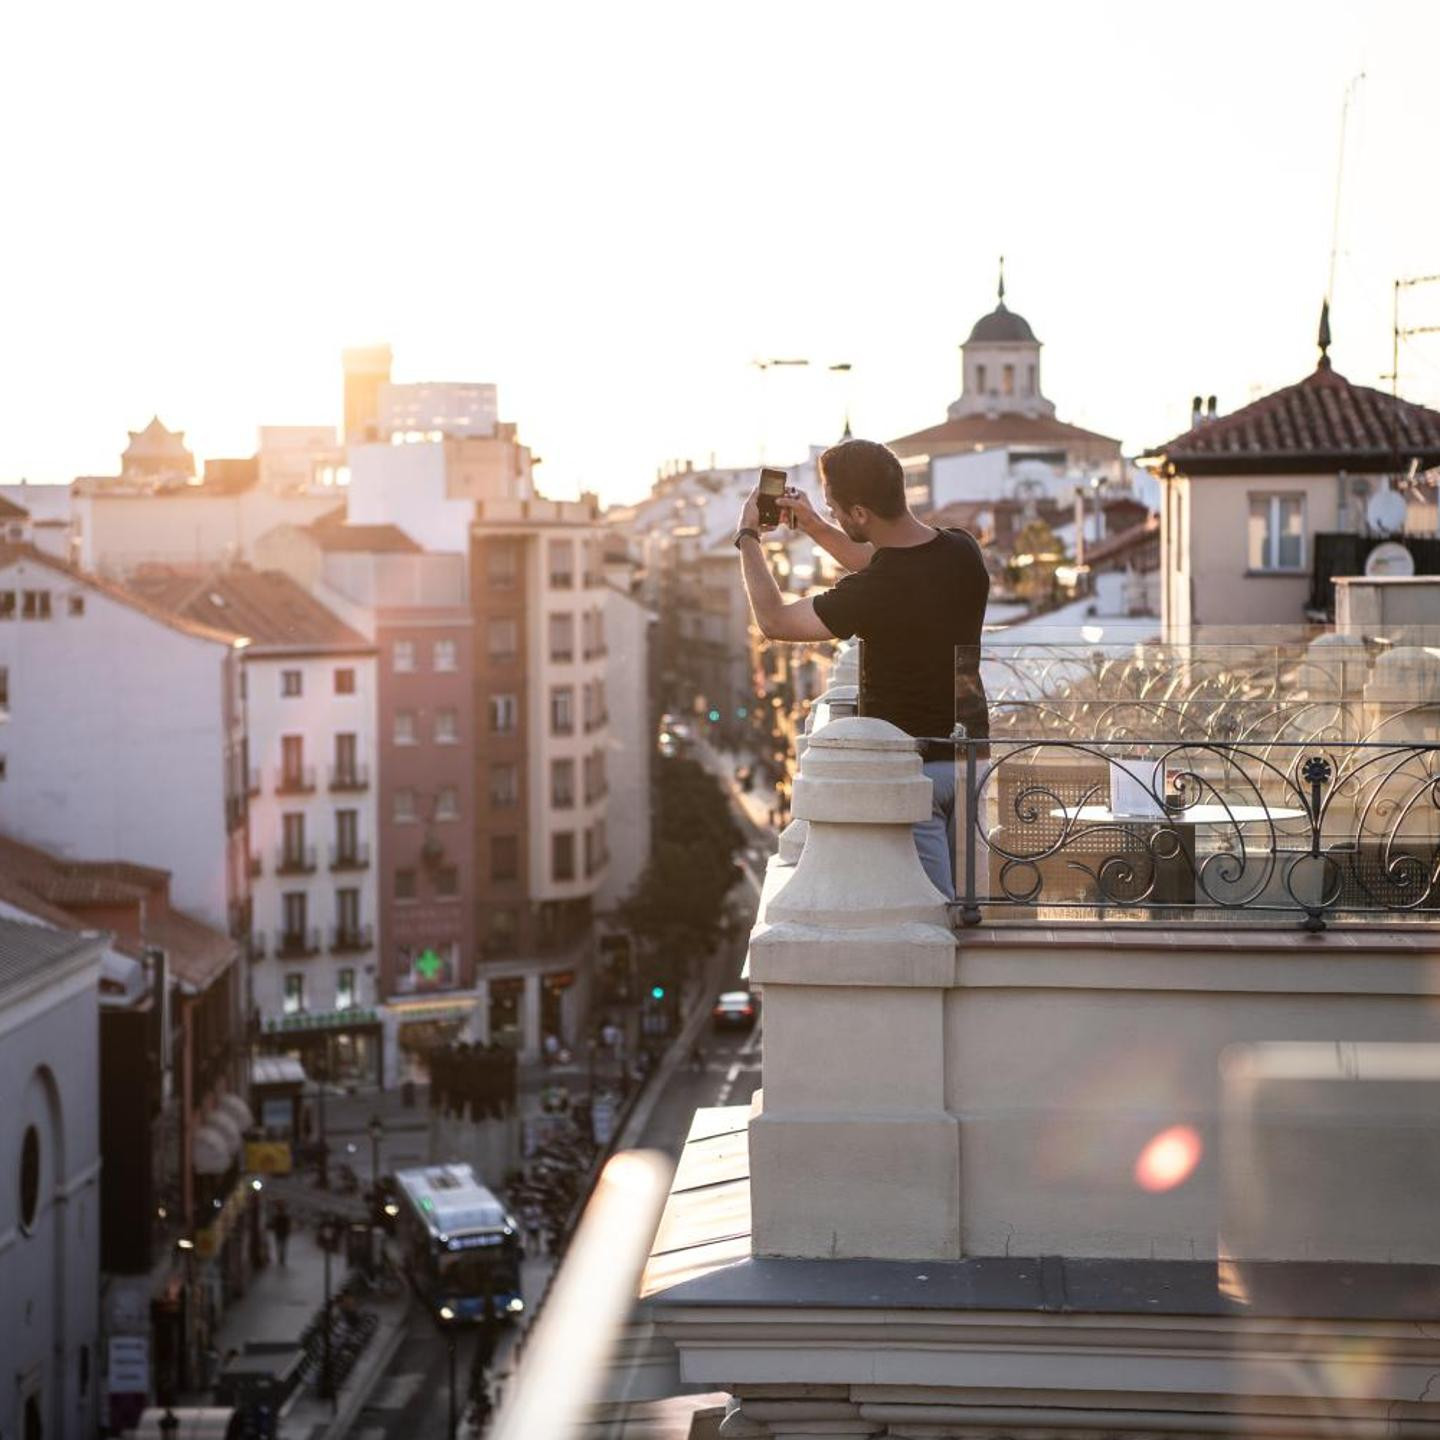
xmin=619 ymin=757 xmax=745 ymax=983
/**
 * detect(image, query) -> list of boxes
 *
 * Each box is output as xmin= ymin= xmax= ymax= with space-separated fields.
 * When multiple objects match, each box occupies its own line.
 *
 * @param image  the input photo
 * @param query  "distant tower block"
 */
xmin=342 ymin=344 xmax=394 ymax=443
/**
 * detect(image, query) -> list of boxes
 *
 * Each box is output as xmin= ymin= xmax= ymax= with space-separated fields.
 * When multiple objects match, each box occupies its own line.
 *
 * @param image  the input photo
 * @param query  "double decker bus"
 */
xmin=393 ymin=1163 xmax=525 ymax=1321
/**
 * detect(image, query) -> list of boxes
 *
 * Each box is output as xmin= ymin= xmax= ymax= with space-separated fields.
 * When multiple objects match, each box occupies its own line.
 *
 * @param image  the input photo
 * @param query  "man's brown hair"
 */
xmin=818 ymin=438 xmax=906 ymax=520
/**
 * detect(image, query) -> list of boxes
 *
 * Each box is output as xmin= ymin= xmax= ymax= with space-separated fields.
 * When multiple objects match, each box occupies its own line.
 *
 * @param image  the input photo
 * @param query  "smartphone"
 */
xmin=758 ymin=468 xmax=787 ymax=527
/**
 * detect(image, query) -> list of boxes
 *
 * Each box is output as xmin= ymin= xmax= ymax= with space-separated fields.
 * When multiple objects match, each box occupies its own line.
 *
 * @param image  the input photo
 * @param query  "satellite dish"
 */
xmin=1364 ymin=541 xmax=1415 ymax=578
xmin=1366 ymin=485 xmax=1407 ymax=534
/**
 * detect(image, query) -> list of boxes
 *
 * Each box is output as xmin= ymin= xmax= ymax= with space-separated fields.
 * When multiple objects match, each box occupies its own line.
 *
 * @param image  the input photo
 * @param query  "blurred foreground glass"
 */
xmin=489 ymin=1149 xmax=671 ymax=1440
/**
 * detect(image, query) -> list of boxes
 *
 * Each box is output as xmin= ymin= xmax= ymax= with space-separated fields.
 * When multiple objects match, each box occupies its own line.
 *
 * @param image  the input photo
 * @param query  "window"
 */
xmin=552 ymin=758 xmax=575 ymax=809
xmin=19 ymin=1125 xmax=39 ymax=1231
xmin=490 ymin=694 xmax=518 ymax=734
xmin=395 ymin=868 xmax=417 ymax=900
xmin=1002 ymin=364 xmax=1015 ymax=396
xmin=393 ymin=639 xmax=415 ymax=673
xmin=1248 ymin=493 xmax=1306 ymax=572
xmin=434 ymin=865 xmax=459 ymax=898
xmin=487 ymin=540 xmax=519 ymax=589
xmin=0 ymin=666 xmax=8 ymax=712
xmin=283 ymin=891 xmax=308 ymax=936
xmin=434 ymin=638 xmax=458 ymax=672
xmin=434 ymin=708 xmax=459 ymax=744
xmin=283 ymin=974 xmax=305 ymax=1015
xmin=21 ymin=590 xmax=51 ymax=620
xmin=337 ymin=887 xmax=360 ymax=932
xmin=282 ymin=813 xmax=306 ymax=865
xmin=548 ymin=612 xmax=574 ymax=662
xmin=281 ymin=734 xmax=305 ymax=787
xmin=281 ymin=669 xmax=302 ymax=697
xmin=0 ymin=756 xmax=7 ymax=782
xmin=336 ymin=968 xmax=356 ymax=1010
xmin=975 ymin=364 xmax=987 ymax=393
xmin=549 ymin=538 xmax=575 ymax=588
xmin=550 ymin=686 xmax=574 ymax=736
xmin=552 ymin=831 xmax=576 ymax=882
xmin=335 ymin=808 xmax=359 ymax=857
xmin=68 ymin=594 xmax=85 ymax=617
xmin=487 ymin=616 xmax=518 ymax=662
xmin=1026 ymin=363 xmax=1036 ymax=397
xmin=395 ymin=709 xmax=417 ymax=744
xmin=490 ymin=762 xmax=518 ymax=807
xmin=487 ymin=907 xmax=517 ymax=954
xmin=491 ymin=834 xmax=519 ymax=882
xmin=393 ymin=787 xmax=417 ymax=822
xmin=334 ymin=667 xmax=355 ymax=695
xmin=435 ymin=784 xmax=460 ymax=820
xmin=0 ymin=592 xmax=13 ymax=619
xmin=334 ymin=732 xmax=359 ymax=783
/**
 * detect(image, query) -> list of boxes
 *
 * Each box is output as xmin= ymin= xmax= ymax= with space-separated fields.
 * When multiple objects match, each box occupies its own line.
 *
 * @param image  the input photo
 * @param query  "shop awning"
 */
xmin=192 ymin=1124 xmax=232 ymax=1177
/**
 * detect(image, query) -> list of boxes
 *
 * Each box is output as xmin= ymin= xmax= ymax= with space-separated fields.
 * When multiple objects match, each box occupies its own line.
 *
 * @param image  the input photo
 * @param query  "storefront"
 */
xmin=384 ymin=994 xmax=481 ymax=1086
xmin=257 ymin=1008 xmax=385 ymax=1089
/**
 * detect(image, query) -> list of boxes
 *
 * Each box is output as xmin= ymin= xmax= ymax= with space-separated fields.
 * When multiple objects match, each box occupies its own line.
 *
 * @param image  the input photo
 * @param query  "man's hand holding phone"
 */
xmin=778 ymin=487 xmax=819 ymax=535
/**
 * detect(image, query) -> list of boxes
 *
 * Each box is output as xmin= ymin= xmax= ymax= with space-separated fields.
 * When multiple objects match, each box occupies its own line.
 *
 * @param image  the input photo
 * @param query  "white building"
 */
xmin=0 ymin=918 xmax=104 ymax=1440
xmin=257 ymin=425 xmax=347 ymax=494
xmin=0 ymin=544 xmax=249 ymax=935
xmin=126 ymin=567 xmax=382 ymax=1083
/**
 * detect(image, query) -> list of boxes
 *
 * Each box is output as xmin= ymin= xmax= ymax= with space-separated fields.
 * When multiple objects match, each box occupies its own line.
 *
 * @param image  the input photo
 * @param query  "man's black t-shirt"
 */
xmin=811 ymin=527 xmax=989 ymax=740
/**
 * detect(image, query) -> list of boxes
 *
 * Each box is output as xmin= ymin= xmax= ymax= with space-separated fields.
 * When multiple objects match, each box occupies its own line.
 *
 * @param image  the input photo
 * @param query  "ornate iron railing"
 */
xmin=950 ymin=735 xmax=1440 ymax=929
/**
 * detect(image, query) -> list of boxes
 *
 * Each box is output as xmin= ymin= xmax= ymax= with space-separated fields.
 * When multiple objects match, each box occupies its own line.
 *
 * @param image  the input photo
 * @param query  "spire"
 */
xmin=1317 ymin=298 xmax=1332 ymax=370
xmin=997 ymin=255 xmax=1006 ymax=308
xmin=840 ymin=411 xmax=853 ymax=442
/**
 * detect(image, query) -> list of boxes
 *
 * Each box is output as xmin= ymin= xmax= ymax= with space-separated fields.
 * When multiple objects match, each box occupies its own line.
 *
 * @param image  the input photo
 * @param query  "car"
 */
xmin=712 ymin=989 xmax=759 ymax=1031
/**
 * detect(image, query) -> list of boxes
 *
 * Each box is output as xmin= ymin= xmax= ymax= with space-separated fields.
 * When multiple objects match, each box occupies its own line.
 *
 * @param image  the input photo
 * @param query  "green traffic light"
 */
xmin=650 ymin=985 xmax=666 ymax=1000
xmin=707 ymin=709 xmax=721 ymax=723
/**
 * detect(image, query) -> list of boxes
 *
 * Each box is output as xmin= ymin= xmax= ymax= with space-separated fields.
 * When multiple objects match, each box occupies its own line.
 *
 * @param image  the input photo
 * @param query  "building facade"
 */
xmin=0 ymin=919 xmax=104 ymax=1440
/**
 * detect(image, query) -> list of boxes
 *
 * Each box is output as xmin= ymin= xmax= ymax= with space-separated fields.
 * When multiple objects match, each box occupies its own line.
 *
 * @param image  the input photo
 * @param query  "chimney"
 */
xmin=1206 ymin=395 xmax=1218 ymax=420
xmin=1191 ymin=396 xmax=1204 ymax=428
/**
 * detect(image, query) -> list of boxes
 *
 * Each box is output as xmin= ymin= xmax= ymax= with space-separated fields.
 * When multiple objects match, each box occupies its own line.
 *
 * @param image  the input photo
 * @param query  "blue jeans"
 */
xmin=915 ymin=759 xmax=957 ymax=900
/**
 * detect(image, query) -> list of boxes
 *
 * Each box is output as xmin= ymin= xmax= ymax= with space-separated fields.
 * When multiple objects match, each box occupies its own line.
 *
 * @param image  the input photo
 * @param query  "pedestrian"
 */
xmin=523 ymin=1201 xmax=545 ymax=1257
xmin=269 ymin=1199 xmax=292 ymax=1265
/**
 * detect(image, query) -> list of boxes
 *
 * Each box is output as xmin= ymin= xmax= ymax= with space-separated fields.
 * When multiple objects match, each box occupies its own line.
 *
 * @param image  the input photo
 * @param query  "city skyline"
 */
xmin=3 ymin=1 xmax=1439 ymax=504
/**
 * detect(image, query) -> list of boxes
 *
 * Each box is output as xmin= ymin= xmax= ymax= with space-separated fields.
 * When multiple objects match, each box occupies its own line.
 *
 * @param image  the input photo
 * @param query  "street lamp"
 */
xmin=438 ymin=1304 xmax=458 ymax=1440
xmin=316 ymin=1214 xmax=343 ymax=1412
xmin=175 ymin=1238 xmax=196 ymax=1392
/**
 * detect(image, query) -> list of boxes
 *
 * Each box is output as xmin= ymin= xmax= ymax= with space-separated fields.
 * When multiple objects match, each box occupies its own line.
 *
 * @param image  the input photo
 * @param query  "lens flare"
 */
xmin=1133 ymin=1124 xmax=1202 ymax=1192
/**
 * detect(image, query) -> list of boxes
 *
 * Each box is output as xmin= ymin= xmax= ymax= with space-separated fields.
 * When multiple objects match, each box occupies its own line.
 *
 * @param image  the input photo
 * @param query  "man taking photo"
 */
xmin=733 ymin=437 xmax=989 ymax=898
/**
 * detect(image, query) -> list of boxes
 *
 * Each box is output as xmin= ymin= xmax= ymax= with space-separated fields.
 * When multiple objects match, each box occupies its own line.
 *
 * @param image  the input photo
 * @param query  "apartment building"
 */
xmin=127 ymin=566 xmax=382 ymax=1086
xmin=254 ymin=518 xmax=478 ymax=1085
xmin=0 ymin=544 xmax=250 ymax=938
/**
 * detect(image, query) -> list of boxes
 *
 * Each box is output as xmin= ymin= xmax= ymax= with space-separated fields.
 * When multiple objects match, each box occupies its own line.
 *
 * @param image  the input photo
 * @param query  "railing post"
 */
xmin=949 ymin=722 xmax=984 ymax=926
xmin=749 ymin=715 xmax=960 ymax=1260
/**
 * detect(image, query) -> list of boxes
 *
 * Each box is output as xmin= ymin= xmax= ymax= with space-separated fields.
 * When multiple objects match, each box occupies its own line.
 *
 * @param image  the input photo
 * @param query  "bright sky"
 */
xmin=3 ymin=1 xmax=1438 ymax=506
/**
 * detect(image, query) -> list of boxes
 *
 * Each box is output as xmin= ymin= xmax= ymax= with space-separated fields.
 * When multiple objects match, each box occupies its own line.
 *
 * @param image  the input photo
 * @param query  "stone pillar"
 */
xmin=777 ymin=640 xmax=860 ymax=867
xmin=749 ymin=716 xmax=961 ymax=1260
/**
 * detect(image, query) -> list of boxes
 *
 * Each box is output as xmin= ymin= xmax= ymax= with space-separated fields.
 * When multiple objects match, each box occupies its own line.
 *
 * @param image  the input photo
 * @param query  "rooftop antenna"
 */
xmin=997 ymin=255 xmax=1006 ymax=307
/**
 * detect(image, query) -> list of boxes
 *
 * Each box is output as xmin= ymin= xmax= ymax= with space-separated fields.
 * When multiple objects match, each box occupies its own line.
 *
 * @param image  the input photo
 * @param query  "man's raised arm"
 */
xmin=781 ymin=489 xmax=875 ymax=574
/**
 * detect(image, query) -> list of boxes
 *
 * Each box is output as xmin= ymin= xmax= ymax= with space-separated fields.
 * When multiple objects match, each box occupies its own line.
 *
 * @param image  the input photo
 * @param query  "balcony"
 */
xmin=248 ymin=853 xmax=262 ymax=878
xmin=330 ymin=922 xmax=373 ymax=953
xmin=328 ymin=763 xmax=369 ymax=793
xmin=329 ymin=842 xmax=370 ymax=872
xmin=273 ymin=927 xmax=320 ymax=958
xmin=637 ymin=632 xmax=1440 ymax=1440
xmin=274 ymin=845 xmax=317 ymax=875
xmin=274 ymin=765 xmax=316 ymax=795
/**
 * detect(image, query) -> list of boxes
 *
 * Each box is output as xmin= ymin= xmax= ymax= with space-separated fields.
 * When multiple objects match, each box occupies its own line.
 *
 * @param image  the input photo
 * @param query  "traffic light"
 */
xmin=736 ymin=705 xmax=748 ymax=719
xmin=650 ymin=984 xmax=666 ymax=1001
xmin=707 ymin=708 xmax=721 ymax=723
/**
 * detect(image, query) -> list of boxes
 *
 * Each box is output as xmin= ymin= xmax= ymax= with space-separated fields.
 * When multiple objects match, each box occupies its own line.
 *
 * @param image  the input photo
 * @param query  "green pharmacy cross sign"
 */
xmin=414 ymin=948 xmax=447 ymax=983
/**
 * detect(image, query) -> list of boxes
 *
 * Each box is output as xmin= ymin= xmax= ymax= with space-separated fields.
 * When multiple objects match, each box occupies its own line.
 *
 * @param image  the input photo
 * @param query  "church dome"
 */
xmin=966 ymin=302 xmax=1037 ymax=345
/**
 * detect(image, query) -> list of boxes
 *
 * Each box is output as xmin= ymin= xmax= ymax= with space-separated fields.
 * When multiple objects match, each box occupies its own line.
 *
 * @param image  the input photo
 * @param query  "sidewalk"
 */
xmin=196 ymin=1217 xmax=409 ymax=1440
